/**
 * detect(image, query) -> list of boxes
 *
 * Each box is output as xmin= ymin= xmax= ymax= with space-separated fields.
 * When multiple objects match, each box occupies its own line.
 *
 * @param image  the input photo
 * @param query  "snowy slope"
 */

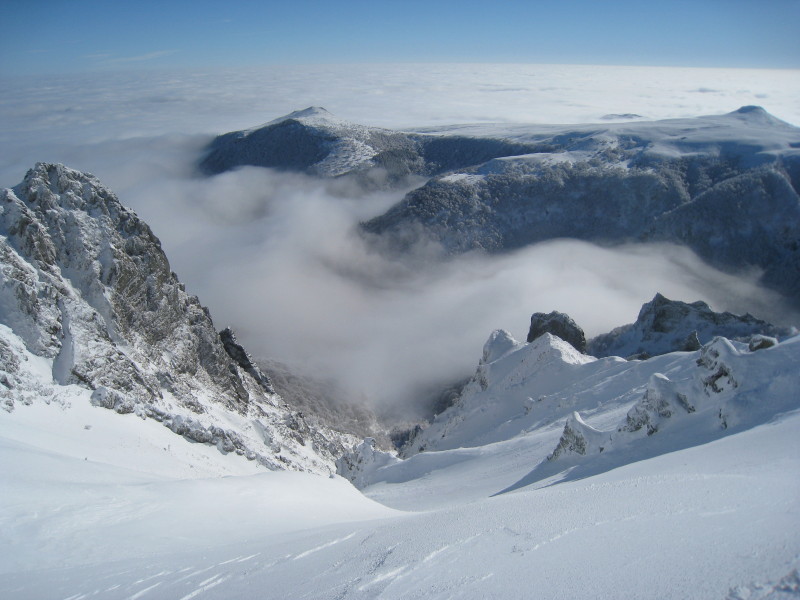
xmin=3 ymin=120 xmax=800 ymax=599
xmin=0 ymin=395 xmax=397 ymax=575
xmin=3 ymin=403 xmax=798 ymax=600
xmin=2 ymin=321 xmax=799 ymax=598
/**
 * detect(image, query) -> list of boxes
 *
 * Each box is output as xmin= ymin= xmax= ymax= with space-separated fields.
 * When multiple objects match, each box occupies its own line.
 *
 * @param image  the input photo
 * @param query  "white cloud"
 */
xmin=97 ymin=50 xmax=179 ymax=65
xmin=2 ymin=64 xmax=798 ymax=417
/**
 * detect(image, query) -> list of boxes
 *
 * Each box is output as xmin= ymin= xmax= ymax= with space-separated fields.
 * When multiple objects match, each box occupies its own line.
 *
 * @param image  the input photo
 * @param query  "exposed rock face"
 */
xmin=527 ymin=311 xmax=586 ymax=352
xmin=0 ymin=163 xmax=352 ymax=473
xmin=220 ymin=327 xmax=275 ymax=394
xmin=199 ymin=106 xmax=543 ymax=185
xmin=587 ymin=293 xmax=794 ymax=359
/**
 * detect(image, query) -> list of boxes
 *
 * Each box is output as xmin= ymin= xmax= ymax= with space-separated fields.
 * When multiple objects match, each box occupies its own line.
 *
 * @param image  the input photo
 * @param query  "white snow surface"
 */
xmin=2 ymin=328 xmax=799 ymax=599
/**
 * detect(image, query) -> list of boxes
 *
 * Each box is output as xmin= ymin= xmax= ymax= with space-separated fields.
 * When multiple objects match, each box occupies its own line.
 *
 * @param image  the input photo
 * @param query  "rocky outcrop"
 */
xmin=587 ymin=293 xmax=794 ymax=359
xmin=548 ymin=412 xmax=609 ymax=460
xmin=220 ymin=327 xmax=274 ymax=394
xmin=527 ymin=311 xmax=586 ymax=352
xmin=0 ymin=163 xmax=353 ymax=473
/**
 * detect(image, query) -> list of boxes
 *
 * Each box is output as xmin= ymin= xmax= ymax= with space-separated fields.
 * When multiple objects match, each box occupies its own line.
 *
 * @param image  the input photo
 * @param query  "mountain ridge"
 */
xmin=0 ymin=163 xmax=356 ymax=473
xmin=197 ymin=106 xmax=800 ymax=307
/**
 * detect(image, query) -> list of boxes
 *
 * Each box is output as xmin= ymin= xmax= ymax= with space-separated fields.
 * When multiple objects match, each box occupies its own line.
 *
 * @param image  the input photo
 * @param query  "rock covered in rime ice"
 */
xmin=527 ymin=311 xmax=586 ymax=352
xmin=336 ymin=437 xmax=399 ymax=489
xmin=0 ymin=163 xmax=353 ymax=474
xmin=548 ymin=412 xmax=608 ymax=460
xmin=587 ymin=293 xmax=794 ymax=359
xmin=482 ymin=329 xmax=519 ymax=364
xmin=539 ymin=331 xmax=799 ymax=472
xmin=623 ymin=373 xmax=695 ymax=436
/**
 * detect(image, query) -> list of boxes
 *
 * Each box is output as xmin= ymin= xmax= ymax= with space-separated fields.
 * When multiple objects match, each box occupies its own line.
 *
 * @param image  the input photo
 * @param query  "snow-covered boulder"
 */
xmin=748 ymin=334 xmax=778 ymax=352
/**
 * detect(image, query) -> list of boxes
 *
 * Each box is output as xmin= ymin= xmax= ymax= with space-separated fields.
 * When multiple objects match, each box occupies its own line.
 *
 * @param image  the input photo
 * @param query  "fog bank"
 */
xmin=2 ymin=64 xmax=798 ymax=417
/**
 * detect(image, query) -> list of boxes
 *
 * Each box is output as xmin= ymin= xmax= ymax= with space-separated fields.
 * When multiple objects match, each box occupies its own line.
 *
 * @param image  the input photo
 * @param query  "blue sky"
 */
xmin=2 ymin=0 xmax=799 ymax=76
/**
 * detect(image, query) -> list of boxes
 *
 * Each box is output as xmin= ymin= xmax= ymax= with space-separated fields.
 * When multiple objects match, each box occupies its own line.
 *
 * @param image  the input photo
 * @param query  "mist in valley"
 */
xmin=2 ymin=64 xmax=798 ymax=420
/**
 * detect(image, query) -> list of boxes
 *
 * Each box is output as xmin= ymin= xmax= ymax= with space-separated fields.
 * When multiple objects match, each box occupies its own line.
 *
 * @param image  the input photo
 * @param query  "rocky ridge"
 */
xmin=199 ymin=106 xmax=800 ymax=307
xmin=339 ymin=298 xmax=798 ymax=490
xmin=587 ymin=292 xmax=795 ymax=359
xmin=0 ymin=163 xmax=354 ymax=474
xmin=199 ymin=106 xmax=545 ymax=186
xmin=362 ymin=107 xmax=800 ymax=305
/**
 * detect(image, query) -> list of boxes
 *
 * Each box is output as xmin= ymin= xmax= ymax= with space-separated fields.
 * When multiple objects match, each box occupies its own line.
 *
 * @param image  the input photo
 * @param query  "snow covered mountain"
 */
xmin=340 ymin=307 xmax=799 ymax=499
xmin=0 ymin=163 xmax=355 ymax=474
xmin=200 ymin=106 xmax=800 ymax=306
xmin=199 ymin=106 xmax=543 ymax=185
xmin=363 ymin=106 xmax=800 ymax=305
xmin=2 ymin=154 xmax=799 ymax=597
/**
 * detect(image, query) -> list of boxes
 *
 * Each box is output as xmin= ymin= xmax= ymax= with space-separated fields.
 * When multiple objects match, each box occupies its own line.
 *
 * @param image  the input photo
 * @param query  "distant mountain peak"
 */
xmin=726 ymin=105 xmax=790 ymax=127
xmin=733 ymin=105 xmax=767 ymax=115
xmin=262 ymin=106 xmax=344 ymax=128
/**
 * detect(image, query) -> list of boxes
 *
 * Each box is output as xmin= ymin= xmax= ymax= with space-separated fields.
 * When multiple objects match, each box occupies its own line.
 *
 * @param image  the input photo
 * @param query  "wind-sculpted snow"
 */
xmin=355 ymin=302 xmax=798 ymax=494
xmin=520 ymin=334 xmax=800 ymax=486
xmin=0 ymin=163 xmax=353 ymax=473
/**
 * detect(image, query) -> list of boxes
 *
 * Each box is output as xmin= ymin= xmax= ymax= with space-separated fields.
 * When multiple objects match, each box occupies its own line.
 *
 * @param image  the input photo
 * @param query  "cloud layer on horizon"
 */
xmin=2 ymin=64 xmax=798 ymax=417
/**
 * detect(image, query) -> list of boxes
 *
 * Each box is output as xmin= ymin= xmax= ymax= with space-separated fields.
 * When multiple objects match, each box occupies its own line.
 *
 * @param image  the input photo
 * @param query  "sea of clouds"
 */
xmin=2 ymin=64 xmax=798 ymax=416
